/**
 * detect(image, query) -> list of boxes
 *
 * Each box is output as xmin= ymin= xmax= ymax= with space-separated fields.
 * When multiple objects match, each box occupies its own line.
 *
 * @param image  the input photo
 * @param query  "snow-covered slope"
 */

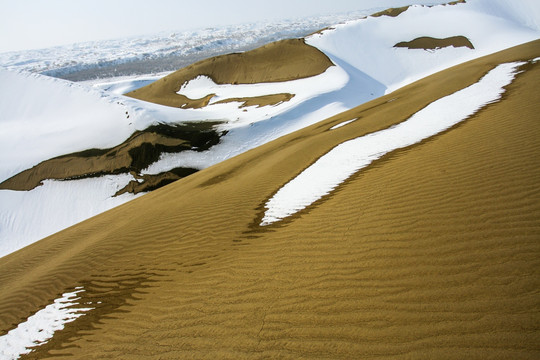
xmin=1 ymin=0 xmax=539 ymax=258
xmin=139 ymin=0 xmax=540 ymax=173
xmin=307 ymin=0 xmax=540 ymax=93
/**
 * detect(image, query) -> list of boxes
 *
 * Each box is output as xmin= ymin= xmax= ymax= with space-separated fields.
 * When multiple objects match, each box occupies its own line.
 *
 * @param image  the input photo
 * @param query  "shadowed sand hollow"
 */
xmin=395 ymin=36 xmax=475 ymax=50
xmin=125 ymin=38 xmax=333 ymax=108
xmin=0 ymin=40 xmax=538 ymax=359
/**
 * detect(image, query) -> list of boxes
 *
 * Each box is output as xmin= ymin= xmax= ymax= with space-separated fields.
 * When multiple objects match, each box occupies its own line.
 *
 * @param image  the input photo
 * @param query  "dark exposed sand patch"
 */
xmin=213 ymin=93 xmax=295 ymax=108
xmin=395 ymin=36 xmax=475 ymax=50
xmin=125 ymin=39 xmax=333 ymax=108
xmin=0 ymin=122 xmax=224 ymax=192
xmin=177 ymin=93 xmax=216 ymax=109
xmin=114 ymin=168 xmax=198 ymax=196
xmin=371 ymin=6 xmax=410 ymax=18
xmin=0 ymin=40 xmax=538 ymax=359
xmin=371 ymin=1 xmax=466 ymax=19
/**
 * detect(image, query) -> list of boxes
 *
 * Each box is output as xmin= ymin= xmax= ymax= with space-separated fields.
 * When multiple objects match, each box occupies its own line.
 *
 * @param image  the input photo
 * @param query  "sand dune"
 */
xmin=0 ymin=39 xmax=538 ymax=359
xmin=3 ymin=0 xmax=539 ymax=259
xmin=126 ymin=39 xmax=333 ymax=108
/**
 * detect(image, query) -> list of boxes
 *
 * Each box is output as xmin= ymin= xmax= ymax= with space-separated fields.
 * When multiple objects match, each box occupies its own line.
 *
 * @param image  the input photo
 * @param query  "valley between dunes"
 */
xmin=1 ymin=39 xmax=539 ymax=359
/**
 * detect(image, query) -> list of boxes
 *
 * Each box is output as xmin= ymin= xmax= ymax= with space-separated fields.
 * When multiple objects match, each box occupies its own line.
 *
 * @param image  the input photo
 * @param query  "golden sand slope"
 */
xmin=0 ymin=40 xmax=538 ymax=359
xmin=125 ymin=39 xmax=333 ymax=108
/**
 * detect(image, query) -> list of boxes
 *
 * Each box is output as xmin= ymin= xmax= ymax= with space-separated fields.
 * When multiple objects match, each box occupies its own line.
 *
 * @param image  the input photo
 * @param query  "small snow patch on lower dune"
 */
xmin=0 ymin=287 xmax=92 ymax=359
xmin=261 ymin=61 xmax=524 ymax=226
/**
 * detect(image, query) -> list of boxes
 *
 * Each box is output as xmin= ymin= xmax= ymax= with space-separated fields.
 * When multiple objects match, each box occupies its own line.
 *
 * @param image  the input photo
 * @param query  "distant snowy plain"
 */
xmin=1 ymin=0 xmax=539 ymax=258
xmin=0 ymin=10 xmax=394 ymax=81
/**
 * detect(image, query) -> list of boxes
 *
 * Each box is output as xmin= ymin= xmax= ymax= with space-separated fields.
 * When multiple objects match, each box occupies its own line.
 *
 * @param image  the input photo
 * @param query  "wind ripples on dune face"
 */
xmin=0 ymin=287 xmax=93 ymax=360
xmin=261 ymin=61 xmax=525 ymax=226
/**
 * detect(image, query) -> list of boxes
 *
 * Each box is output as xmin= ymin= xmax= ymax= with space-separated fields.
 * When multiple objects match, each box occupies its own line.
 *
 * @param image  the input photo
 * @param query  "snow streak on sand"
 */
xmin=0 ymin=287 xmax=92 ymax=359
xmin=330 ymin=118 xmax=357 ymax=130
xmin=261 ymin=62 xmax=524 ymax=225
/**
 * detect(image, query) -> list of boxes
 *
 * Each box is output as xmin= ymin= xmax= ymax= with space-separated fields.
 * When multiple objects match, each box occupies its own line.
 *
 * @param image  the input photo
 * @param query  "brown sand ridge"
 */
xmin=0 ymin=40 xmax=539 ymax=359
xmin=371 ymin=6 xmax=410 ymax=18
xmin=395 ymin=36 xmax=475 ymax=50
xmin=370 ymin=0 xmax=465 ymax=18
xmin=0 ymin=122 xmax=224 ymax=193
xmin=125 ymin=38 xmax=333 ymax=108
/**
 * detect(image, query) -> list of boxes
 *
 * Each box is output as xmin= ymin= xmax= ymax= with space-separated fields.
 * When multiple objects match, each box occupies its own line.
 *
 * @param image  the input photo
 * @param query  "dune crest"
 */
xmin=126 ymin=39 xmax=333 ymax=108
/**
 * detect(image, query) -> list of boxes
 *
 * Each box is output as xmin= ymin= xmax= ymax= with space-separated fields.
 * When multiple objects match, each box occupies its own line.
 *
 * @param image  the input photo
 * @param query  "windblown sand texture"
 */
xmin=0 ymin=40 xmax=539 ymax=359
xmin=125 ymin=39 xmax=333 ymax=108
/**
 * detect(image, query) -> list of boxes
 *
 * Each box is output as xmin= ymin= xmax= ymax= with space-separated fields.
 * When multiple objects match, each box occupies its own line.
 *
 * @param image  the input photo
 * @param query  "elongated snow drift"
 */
xmin=261 ymin=61 xmax=524 ymax=225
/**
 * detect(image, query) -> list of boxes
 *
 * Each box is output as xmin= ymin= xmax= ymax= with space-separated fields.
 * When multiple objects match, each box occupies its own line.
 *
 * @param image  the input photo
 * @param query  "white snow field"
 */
xmin=0 ymin=287 xmax=93 ymax=359
xmin=261 ymin=61 xmax=525 ymax=225
xmin=0 ymin=0 xmax=539 ymax=257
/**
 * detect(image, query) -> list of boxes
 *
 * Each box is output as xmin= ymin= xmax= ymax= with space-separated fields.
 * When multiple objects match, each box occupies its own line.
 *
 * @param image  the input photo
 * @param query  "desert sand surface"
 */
xmin=126 ymin=39 xmax=333 ymax=108
xmin=0 ymin=40 xmax=538 ymax=359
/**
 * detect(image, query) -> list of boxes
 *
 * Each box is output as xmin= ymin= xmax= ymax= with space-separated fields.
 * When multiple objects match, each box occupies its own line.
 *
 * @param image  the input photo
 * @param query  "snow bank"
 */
xmin=0 ymin=69 xmax=146 ymax=183
xmin=0 ymin=174 xmax=142 ymax=257
xmin=306 ymin=0 xmax=540 ymax=93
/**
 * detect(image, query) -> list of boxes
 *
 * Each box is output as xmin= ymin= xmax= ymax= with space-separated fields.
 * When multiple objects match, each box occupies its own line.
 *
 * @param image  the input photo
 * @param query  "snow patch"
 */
xmin=330 ymin=118 xmax=357 ymax=130
xmin=0 ymin=287 xmax=92 ymax=359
